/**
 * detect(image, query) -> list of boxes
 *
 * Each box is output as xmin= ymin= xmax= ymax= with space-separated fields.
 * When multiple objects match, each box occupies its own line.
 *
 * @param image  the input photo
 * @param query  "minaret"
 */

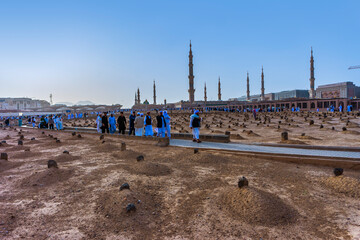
xmin=260 ymin=66 xmax=265 ymax=101
xmin=188 ymin=41 xmax=195 ymax=103
xmin=309 ymin=47 xmax=315 ymax=98
xmin=137 ymin=88 xmax=141 ymax=104
xmin=153 ymin=80 xmax=157 ymax=105
xmin=218 ymin=76 xmax=222 ymax=101
xmin=135 ymin=92 xmax=137 ymax=105
xmin=204 ymin=82 xmax=207 ymax=103
xmin=246 ymin=72 xmax=250 ymax=101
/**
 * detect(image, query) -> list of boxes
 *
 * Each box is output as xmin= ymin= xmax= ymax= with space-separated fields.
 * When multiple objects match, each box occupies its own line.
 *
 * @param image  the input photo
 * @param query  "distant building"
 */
xmin=0 ymin=98 xmax=50 ymax=111
xmin=233 ymin=90 xmax=309 ymax=102
xmin=316 ymin=82 xmax=360 ymax=99
xmin=274 ymin=90 xmax=309 ymax=100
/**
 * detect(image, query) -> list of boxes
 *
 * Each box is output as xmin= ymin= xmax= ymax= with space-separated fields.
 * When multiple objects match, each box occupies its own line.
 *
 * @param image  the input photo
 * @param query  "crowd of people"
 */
xmin=95 ymin=110 xmax=202 ymax=143
xmin=1 ymin=109 xmax=204 ymax=142
xmin=0 ymin=114 xmax=64 ymax=130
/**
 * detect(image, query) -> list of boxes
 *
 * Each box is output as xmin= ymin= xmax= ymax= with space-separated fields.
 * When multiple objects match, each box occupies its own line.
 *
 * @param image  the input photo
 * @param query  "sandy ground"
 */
xmin=0 ymin=127 xmax=360 ymax=239
xmin=61 ymin=111 xmax=360 ymax=147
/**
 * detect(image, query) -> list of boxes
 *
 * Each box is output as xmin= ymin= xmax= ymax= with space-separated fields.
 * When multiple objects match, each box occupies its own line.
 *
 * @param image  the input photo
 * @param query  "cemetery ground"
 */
xmin=0 ymin=122 xmax=360 ymax=239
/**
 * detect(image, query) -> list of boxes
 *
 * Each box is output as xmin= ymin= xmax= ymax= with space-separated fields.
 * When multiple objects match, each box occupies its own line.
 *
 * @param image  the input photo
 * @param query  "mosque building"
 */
xmin=132 ymin=42 xmax=360 ymax=111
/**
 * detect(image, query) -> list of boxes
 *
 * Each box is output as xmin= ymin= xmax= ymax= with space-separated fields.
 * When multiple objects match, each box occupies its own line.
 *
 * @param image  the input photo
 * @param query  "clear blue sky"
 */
xmin=0 ymin=0 xmax=359 ymax=107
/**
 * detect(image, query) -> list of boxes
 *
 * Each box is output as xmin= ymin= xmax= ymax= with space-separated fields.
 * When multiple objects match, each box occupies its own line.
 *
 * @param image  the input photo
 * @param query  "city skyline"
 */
xmin=0 ymin=0 xmax=359 ymax=107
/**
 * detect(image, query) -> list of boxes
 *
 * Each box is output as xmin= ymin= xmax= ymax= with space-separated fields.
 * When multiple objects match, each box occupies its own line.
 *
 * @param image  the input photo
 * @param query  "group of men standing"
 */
xmin=94 ymin=110 xmax=202 ymax=142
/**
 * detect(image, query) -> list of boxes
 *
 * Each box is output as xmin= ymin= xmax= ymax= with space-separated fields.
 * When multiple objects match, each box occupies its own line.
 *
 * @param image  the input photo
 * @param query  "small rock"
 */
xmin=194 ymin=148 xmax=199 ymax=154
xmin=100 ymin=135 xmax=104 ymax=140
xmin=126 ymin=203 xmax=136 ymax=212
xmin=333 ymin=168 xmax=343 ymax=176
xmin=102 ymin=140 xmax=106 ymax=144
xmin=18 ymin=140 xmax=23 ymax=146
xmin=136 ymin=155 xmax=144 ymax=161
xmin=332 ymin=127 xmax=335 ymax=130
xmin=63 ymin=150 xmax=70 ymax=154
xmin=31 ymin=137 xmax=35 ymax=141
xmin=72 ymin=132 xmax=76 ymax=136
xmin=0 ymin=153 xmax=8 ymax=160
xmin=281 ymin=132 xmax=288 ymax=141
xmin=121 ymin=142 xmax=126 ymax=151
xmin=56 ymin=139 xmax=61 ymax=143
xmin=19 ymin=135 xmax=24 ymax=140
xmin=24 ymin=148 xmax=30 ymax=152
xmin=120 ymin=183 xmax=130 ymax=191
xmin=301 ymin=133 xmax=305 ymax=136
xmin=1 ymin=140 xmax=6 ymax=144
xmin=42 ymin=131 xmax=45 ymax=134
xmin=47 ymin=160 xmax=58 ymax=168
xmin=309 ymin=120 xmax=314 ymax=125
xmin=238 ymin=176 xmax=249 ymax=188
xmin=342 ymin=127 xmax=347 ymax=131
xmin=77 ymin=134 xmax=82 ymax=138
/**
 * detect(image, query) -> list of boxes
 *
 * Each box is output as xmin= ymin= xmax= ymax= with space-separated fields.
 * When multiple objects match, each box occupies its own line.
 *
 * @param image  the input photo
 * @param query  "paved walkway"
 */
xmin=170 ymin=139 xmax=360 ymax=159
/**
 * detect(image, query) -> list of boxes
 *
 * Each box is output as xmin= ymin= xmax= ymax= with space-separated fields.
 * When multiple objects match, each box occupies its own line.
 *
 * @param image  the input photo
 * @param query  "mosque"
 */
xmin=132 ymin=42 xmax=360 ymax=111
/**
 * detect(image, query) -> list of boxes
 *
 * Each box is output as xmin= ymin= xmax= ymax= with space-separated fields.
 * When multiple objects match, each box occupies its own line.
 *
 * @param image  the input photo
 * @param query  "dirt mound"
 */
xmin=280 ymin=139 xmax=307 ymax=145
xmin=221 ymin=187 xmax=297 ymax=226
xmin=230 ymin=134 xmax=245 ymax=140
xmin=53 ymin=154 xmax=81 ymax=163
xmin=276 ymin=128 xmax=291 ymax=132
xmin=0 ymin=160 xmax=22 ymax=173
xmin=6 ymin=145 xmax=27 ymax=152
xmin=12 ymin=151 xmax=41 ymax=159
xmin=94 ymin=143 xmax=120 ymax=152
xmin=320 ymin=176 xmax=360 ymax=198
xmin=20 ymin=168 xmax=75 ymax=187
xmin=112 ymin=150 xmax=145 ymax=160
xmin=92 ymin=185 xmax=164 ymax=239
xmin=340 ymin=130 xmax=360 ymax=135
xmin=298 ymin=135 xmax=321 ymax=140
xmin=184 ymin=152 xmax=232 ymax=165
xmin=25 ymin=139 xmax=41 ymax=145
xmin=123 ymin=162 xmax=172 ymax=176
xmin=243 ymin=130 xmax=260 ymax=137
xmin=346 ymin=122 xmax=359 ymax=128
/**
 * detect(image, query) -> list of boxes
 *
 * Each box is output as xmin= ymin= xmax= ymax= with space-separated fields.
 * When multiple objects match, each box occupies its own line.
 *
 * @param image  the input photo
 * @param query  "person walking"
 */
xmin=144 ymin=112 xmax=153 ymax=136
xmin=134 ymin=113 xmax=144 ymax=136
xmin=48 ymin=115 xmax=54 ymax=130
xmin=101 ymin=112 xmax=109 ymax=133
xmin=117 ymin=112 xmax=126 ymax=134
xmin=156 ymin=111 xmax=166 ymax=137
xmin=96 ymin=113 xmax=102 ymax=133
xmin=163 ymin=110 xmax=171 ymax=139
xmin=190 ymin=110 xmax=202 ymax=143
xmin=129 ymin=112 xmax=136 ymax=135
xmin=109 ymin=113 xmax=116 ymax=134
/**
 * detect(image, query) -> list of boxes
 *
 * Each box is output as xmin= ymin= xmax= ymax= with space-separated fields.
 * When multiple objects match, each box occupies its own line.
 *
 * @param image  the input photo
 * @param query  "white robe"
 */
xmin=96 ymin=116 xmax=102 ymax=133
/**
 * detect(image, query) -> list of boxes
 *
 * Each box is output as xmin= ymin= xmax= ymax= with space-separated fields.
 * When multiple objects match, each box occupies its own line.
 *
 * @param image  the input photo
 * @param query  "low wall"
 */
xmin=62 ymin=127 xmax=230 ymax=143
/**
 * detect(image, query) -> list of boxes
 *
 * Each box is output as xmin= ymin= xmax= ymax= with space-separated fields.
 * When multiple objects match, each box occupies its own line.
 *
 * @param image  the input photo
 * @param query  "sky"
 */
xmin=0 ymin=0 xmax=359 ymax=108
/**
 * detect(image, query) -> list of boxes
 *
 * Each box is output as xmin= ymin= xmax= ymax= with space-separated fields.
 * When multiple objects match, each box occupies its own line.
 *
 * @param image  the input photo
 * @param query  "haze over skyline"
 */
xmin=0 ymin=0 xmax=359 ymax=108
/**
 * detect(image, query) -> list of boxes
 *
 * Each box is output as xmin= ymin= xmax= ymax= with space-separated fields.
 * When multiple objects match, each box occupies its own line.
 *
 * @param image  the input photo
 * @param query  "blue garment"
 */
xmin=164 ymin=113 xmax=171 ymax=138
xmin=145 ymin=125 xmax=153 ymax=136
xmin=129 ymin=115 xmax=136 ymax=127
xmin=189 ymin=114 xmax=200 ymax=128
xmin=109 ymin=116 xmax=116 ymax=134
xmin=144 ymin=116 xmax=153 ymax=136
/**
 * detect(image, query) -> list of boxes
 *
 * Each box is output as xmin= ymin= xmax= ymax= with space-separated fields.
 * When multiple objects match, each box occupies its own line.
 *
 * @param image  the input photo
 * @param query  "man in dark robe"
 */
xmin=117 ymin=112 xmax=126 ymax=135
xmin=101 ymin=112 xmax=109 ymax=133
